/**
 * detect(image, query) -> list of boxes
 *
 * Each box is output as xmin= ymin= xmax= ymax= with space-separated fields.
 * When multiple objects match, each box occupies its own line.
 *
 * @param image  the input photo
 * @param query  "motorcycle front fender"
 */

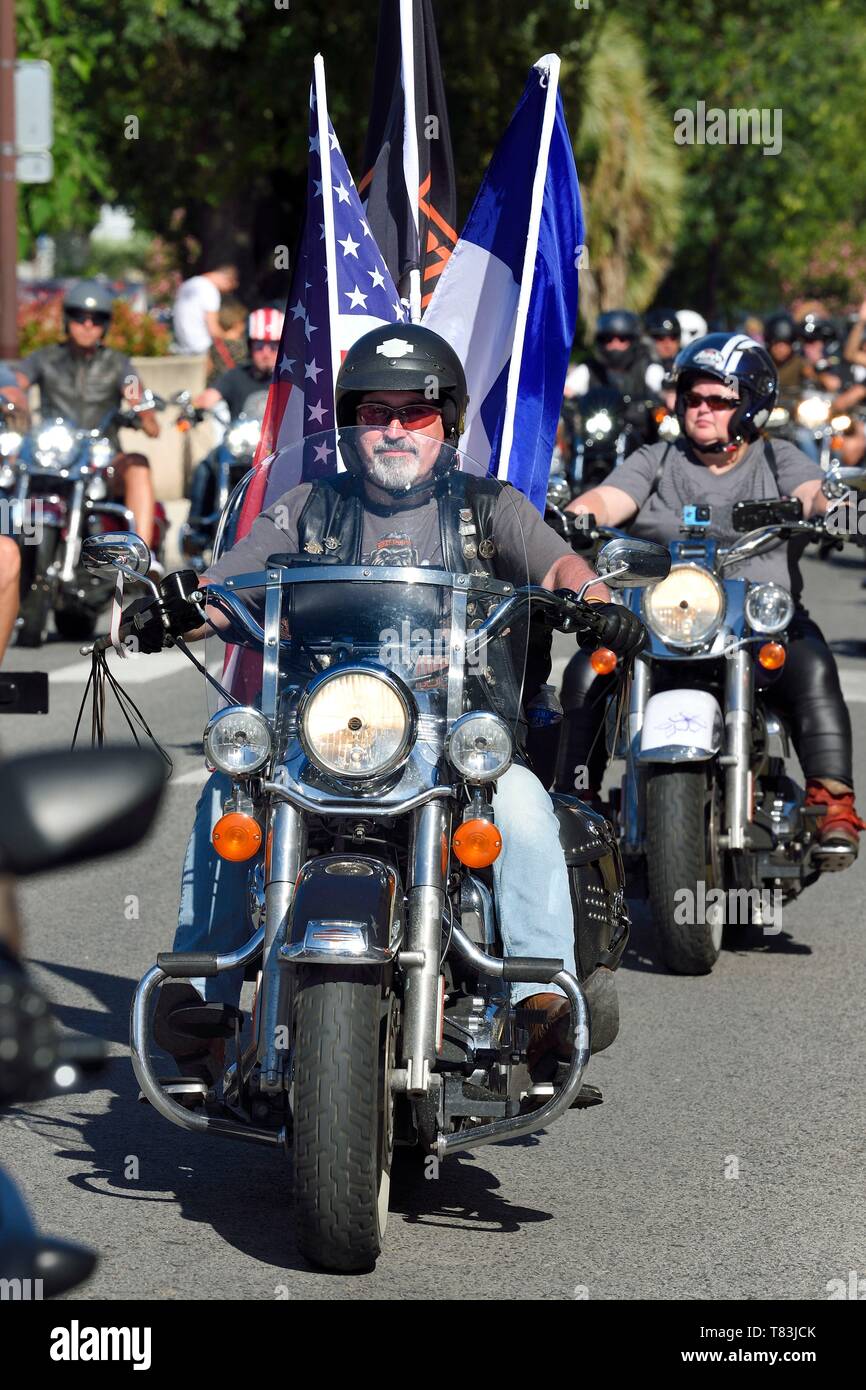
xmin=638 ymin=688 xmax=724 ymax=763
xmin=280 ymin=853 xmax=404 ymax=967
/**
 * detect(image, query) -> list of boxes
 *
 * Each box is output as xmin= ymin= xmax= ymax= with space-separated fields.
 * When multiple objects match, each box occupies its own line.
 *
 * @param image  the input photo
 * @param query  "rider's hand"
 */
xmin=573 ymin=600 xmax=646 ymax=660
xmin=120 ymin=595 xmax=170 ymax=653
xmin=121 ymin=572 xmax=202 ymax=652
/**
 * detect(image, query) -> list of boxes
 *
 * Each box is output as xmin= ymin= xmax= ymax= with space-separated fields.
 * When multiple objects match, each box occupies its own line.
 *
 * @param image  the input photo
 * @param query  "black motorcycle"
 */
xmin=178 ymin=388 xmax=268 ymax=573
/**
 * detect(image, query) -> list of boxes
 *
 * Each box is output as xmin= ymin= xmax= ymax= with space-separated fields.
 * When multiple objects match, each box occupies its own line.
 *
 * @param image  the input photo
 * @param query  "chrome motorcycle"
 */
xmin=178 ymin=388 xmax=267 ymax=573
xmin=80 ymin=429 xmax=666 ymax=1273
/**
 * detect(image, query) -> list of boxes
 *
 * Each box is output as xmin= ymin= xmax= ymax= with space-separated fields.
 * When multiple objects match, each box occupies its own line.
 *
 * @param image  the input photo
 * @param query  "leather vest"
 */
xmin=27 ymin=342 xmax=130 ymax=441
xmin=290 ymin=471 xmax=551 ymax=743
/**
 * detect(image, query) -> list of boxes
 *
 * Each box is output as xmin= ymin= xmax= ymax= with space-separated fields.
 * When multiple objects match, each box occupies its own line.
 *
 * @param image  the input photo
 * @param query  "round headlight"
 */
xmin=204 ymin=706 xmax=272 ymax=775
xmin=300 ymin=668 xmax=414 ymax=780
xmin=657 ymin=413 xmax=680 ymax=442
xmin=643 ymin=564 xmax=724 ymax=649
xmin=0 ymin=431 xmax=22 ymax=458
xmin=796 ymin=397 xmax=830 ymax=429
xmin=226 ymin=421 xmax=260 ymax=458
xmin=0 ymin=462 xmax=14 ymax=489
xmin=585 ymin=410 xmax=613 ymax=436
xmin=35 ymin=421 xmax=78 ymax=467
xmin=744 ymin=582 xmax=794 ymax=635
xmin=90 ymin=437 xmax=114 ymax=470
xmin=446 ymin=712 xmax=513 ymax=783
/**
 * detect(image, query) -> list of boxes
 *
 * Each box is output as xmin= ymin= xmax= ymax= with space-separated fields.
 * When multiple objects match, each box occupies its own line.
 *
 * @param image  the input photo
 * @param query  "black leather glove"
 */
xmin=120 ymin=595 xmax=170 ymax=653
xmin=582 ymin=601 xmax=646 ymax=660
xmin=121 ymin=571 xmax=202 ymax=653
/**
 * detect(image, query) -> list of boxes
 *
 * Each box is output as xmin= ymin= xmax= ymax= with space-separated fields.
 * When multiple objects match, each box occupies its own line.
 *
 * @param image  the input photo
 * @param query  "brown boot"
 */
xmin=522 ymin=993 xmax=573 ymax=1073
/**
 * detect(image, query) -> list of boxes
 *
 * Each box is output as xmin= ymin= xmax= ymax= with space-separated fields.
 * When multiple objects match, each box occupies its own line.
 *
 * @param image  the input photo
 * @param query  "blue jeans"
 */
xmin=174 ymin=765 xmax=576 ymax=1006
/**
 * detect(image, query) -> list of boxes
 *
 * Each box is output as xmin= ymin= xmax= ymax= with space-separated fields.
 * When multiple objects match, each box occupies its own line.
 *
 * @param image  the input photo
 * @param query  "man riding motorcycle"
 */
xmin=126 ymin=324 xmax=644 ymax=1083
xmin=16 ymin=280 xmax=160 ymax=559
xmin=644 ymin=308 xmax=682 ymax=371
xmin=556 ymin=332 xmax=865 ymax=861
xmin=565 ymin=310 xmax=664 ymax=446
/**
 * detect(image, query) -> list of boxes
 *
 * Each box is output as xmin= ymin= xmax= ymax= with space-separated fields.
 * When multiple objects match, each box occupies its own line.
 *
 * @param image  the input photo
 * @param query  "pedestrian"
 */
xmin=172 ymin=264 xmax=239 ymax=355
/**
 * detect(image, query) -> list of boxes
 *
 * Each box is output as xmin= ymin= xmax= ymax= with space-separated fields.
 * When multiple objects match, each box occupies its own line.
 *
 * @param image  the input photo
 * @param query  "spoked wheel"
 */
xmin=646 ymin=765 xmax=724 ymax=975
xmin=292 ymin=967 xmax=396 ymax=1272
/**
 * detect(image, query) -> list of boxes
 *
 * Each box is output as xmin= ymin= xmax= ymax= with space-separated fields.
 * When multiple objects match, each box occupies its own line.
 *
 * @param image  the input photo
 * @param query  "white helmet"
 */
xmin=676 ymin=309 xmax=708 ymax=346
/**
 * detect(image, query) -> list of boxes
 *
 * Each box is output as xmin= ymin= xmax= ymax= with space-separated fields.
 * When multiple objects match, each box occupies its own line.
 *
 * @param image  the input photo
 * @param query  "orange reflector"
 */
xmin=590 ymin=647 xmax=618 ymax=675
xmin=653 ymin=405 xmax=667 ymax=424
xmin=758 ymin=641 xmax=786 ymax=671
xmin=212 ymin=812 xmax=263 ymax=862
xmin=452 ymin=817 xmax=502 ymax=868
xmin=176 ymin=419 xmax=191 ymax=433
xmin=441 ymin=832 xmax=449 ymax=878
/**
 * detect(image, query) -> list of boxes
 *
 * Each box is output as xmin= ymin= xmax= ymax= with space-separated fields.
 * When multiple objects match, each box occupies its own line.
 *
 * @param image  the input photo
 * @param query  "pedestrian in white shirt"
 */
xmin=172 ymin=264 xmax=239 ymax=354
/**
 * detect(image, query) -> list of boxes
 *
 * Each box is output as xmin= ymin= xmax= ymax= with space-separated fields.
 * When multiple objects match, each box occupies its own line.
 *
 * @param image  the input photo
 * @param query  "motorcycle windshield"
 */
xmin=201 ymin=428 xmax=533 ymax=781
xmin=238 ymin=389 xmax=269 ymax=422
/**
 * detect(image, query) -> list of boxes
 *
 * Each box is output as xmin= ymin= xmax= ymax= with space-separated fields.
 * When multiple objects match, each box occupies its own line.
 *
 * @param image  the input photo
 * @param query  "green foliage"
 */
xmin=18 ymin=293 xmax=172 ymax=357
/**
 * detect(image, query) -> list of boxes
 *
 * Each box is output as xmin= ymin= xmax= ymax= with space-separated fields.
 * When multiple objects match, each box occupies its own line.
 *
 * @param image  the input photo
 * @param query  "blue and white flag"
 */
xmin=422 ymin=54 xmax=582 ymax=511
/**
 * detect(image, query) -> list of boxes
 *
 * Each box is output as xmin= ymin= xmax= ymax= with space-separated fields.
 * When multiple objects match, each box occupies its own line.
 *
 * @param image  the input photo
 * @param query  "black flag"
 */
xmin=359 ymin=0 xmax=457 ymax=319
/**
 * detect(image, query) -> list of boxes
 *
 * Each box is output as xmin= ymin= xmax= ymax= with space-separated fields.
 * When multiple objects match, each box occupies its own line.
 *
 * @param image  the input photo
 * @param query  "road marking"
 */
xmin=170 ymin=766 xmax=210 ymax=787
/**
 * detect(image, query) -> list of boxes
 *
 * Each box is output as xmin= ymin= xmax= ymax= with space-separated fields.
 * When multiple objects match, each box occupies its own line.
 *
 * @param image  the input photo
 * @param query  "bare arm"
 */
xmin=794 ymin=478 xmax=827 ymax=517
xmin=194 ymin=387 xmax=223 ymax=409
xmin=843 ymin=303 xmax=866 ymax=366
xmin=541 ymin=551 xmax=610 ymax=602
xmin=204 ymin=310 xmax=223 ymax=342
xmin=832 ymin=383 xmax=866 ymax=414
xmin=566 ymin=483 xmax=640 ymax=528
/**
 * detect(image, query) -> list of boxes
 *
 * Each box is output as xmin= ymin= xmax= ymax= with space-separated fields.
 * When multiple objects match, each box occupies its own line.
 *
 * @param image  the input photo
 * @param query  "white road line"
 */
xmin=170 ymin=766 xmax=210 ymax=787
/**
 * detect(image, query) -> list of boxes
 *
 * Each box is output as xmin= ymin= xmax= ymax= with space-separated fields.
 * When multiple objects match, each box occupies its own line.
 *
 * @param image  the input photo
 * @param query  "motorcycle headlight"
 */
xmin=657 ymin=414 xmax=680 ymax=441
xmin=0 ymin=431 xmax=22 ymax=458
xmin=89 ymin=436 xmax=114 ymax=470
xmin=87 ymin=475 xmax=108 ymax=501
xmin=744 ymin=582 xmax=794 ymax=635
xmin=767 ymin=406 xmax=789 ymax=427
xmin=643 ymin=564 xmax=725 ymax=649
xmin=204 ymin=706 xmax=273 ymax=775
xmin=796 ymin=397 xmax=830 ymax=429
xmin=446 ymin=712 xmax=513 ymax=783
xmin=34 ymin=422 xmax=78 ymax=468
xmin=299 ymin=668 xmax=415 ymax=780
xmin=0 ymin=462 xmax=14 ymax=489
xmin=226 ymin=420 xmax=261 ymax=459
xmin=585 ymin=410 xmax=613 ymax=437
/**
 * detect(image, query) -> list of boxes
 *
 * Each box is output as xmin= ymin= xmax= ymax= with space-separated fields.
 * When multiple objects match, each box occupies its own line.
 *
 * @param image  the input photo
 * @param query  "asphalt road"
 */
xmin=2 ymin=545 xmax=865 ymax=1301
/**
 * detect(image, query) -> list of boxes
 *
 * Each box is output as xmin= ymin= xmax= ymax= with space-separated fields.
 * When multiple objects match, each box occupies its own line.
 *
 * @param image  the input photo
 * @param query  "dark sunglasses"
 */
xmin=356 ymin=401 xmax=444 ymax=428
xmin=67 ymin=309 xmax=110 ymax=326
xmin=683 ymin=390 xmax=738 ymax=411
xmin=597 ymin=333 xmax=633 ymax=346
xmin=249 ymin=340 xmax=276 ymax=352
xmin=651 ymin=330 xmax=680 ymax=341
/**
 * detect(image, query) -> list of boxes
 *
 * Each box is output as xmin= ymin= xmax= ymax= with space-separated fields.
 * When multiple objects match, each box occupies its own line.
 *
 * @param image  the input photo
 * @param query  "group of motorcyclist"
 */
xmin=2 ymin=286 xmax=864 ymax=1082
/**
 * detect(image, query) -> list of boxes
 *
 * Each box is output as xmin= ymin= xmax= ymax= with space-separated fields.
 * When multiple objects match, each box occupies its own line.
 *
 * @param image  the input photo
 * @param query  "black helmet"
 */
xmin=763 ymin=311 xmax=796 ymax=346
xmin=63 ymin=279 xmax=114 ymax=328
xmin=335 ymin=323 xmax=468 ymax=441
xmin=796 ymin=313 xmax=836 ymax=344
xmin=672 ymin=332 xmax=778 ymax=449
xmin=595 ymin=309 xmax=641 ymax=369
xmin=644 ymin=308 xmax=681 ymax=340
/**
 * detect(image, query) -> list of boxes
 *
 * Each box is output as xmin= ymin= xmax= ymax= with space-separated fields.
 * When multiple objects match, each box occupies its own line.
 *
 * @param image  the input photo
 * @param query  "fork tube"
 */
xmin=258 ymin=800 xmax=306 ymax=1092
xmin=58 ymin=480 xmax=85 ymax=583
xmin=402 ymin=800 xmax=449 ymax=1094
xmin=623 ymin=655 xmax=649 ymax=855
xmin=723 ymin=648 xmax=753 ymax=850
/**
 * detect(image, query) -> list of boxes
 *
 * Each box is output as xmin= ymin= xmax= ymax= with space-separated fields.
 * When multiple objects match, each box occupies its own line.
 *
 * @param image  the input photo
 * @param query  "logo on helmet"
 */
xmin=692 ymin=348 xmax=726 ymax=371
xmin=376 ymin=338 xmax=415 ymax=358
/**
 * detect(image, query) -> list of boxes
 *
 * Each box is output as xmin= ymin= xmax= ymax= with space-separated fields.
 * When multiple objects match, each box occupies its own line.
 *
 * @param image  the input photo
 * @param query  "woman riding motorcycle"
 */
xmin=555 ymin=332 xmax=865 ymax=862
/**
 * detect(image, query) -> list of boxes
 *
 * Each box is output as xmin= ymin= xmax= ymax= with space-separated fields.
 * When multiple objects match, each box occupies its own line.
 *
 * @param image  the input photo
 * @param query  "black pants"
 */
xmin=553 ymin=611 xmax=854 ymax=795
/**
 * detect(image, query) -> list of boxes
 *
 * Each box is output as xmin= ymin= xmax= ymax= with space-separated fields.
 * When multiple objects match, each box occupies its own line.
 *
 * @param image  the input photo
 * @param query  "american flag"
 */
xmin=236 ymin=56 xmax=406 ymax=537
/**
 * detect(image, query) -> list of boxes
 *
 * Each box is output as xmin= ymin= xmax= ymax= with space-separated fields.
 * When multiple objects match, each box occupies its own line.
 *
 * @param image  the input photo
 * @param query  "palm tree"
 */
xmin=569 ymin=15 xmax=683 ymax=333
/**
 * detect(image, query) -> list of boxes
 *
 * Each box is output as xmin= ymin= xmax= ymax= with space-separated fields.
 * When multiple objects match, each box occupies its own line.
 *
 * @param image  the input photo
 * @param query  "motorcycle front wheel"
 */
xmin=646 ymin=764 xmax=723 ymax=975
xmin=292 ymin=967 xmax=396 ymax=1272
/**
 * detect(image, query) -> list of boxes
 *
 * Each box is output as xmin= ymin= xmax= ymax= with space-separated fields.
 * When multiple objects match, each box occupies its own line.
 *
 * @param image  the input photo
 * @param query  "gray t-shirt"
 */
xmin=205 ymin=479 xmax=571 ymax=587
xmin=606 ymin=436 xmax=822 ymax=594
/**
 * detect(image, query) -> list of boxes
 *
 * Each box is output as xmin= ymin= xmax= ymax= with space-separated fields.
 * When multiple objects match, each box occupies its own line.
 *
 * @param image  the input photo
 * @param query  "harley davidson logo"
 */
xmin=376 ymin=338 xmax=414 ymax=358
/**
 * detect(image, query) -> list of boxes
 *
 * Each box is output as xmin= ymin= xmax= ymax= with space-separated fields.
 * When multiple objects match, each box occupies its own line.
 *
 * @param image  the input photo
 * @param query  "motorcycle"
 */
xmin=78 ymin=428 xmax=668 ymax=1272
xmin=177 ymin=388 xmax=268 ymax=573
xmin=564 ymin=474 xmax=866 ymax=975
xmin=8 ymin=394 xmax=169 ymax=647
xmin=0 ymin=745 xmax=165 ymax=1296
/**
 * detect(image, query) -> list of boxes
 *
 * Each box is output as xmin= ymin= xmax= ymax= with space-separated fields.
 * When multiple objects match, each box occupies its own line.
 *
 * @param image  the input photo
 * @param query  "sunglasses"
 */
xmin=249 ymin=340 xmax=276 ymax=352
xmin=683 ymin=390 xmax=738 ymax=411
xmin=597 ymin=333 xmax=633 ymax=346
xmin=356 ymin=401 xmax=443 ymax=428
xmin=67 ymin=309 xmax=110 ymax=326
xmin=651 ymin=331 xmax=680 ymax=341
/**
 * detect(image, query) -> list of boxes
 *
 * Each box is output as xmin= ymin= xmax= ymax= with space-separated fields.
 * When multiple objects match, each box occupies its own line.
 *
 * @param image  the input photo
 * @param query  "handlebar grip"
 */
xmin=91 ymin=620 xmax=135 ymax=654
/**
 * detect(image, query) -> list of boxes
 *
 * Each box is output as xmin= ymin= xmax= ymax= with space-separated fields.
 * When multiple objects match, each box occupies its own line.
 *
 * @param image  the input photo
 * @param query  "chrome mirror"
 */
xmin=595 ymin=537 xmax=671 ymax=588
xmin=82 ymin=532 xmax=151 ymax=575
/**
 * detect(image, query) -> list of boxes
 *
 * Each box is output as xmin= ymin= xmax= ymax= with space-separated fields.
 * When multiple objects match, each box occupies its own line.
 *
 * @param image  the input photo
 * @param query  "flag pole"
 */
xmin=399 ymin=0 xmax=422 ymax=323
xmin=313 ymin=54 xmax=343 ymax=418
xmin=497 ymin=54 xmax=561 ymax=480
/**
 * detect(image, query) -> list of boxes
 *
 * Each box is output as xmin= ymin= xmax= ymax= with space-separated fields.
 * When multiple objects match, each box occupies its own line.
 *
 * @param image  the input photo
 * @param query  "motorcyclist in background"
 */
xmin=764 ymin=311 xmax=801 ymax=402
xmin=124 ymin=324 xmax=645 ymax=1084
xmin=16 ymin=281 xmax=160 ymax=561
xmin=676 ymin=309 xmax=708 ymax=347
xmin=193 ymin=307 xmax=284 ymax=419
xmin=564 ymin=310 xmax=664 ymax=446
xmin=796 ymin=314 xmax=845 ymax=392
xmin=555 ymin=332 xmax=865 ymax=863
xmin=644 ymin=308 xmax=682 ymax=371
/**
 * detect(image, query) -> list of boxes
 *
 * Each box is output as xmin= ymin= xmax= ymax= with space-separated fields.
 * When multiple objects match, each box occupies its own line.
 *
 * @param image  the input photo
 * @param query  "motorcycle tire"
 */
xmin=646 ymin=764 xmax=723 ymax=975
xmin=54 ymin=606 xmax=98 ymax=642
xmin=293 ymin=967 xmax=395 ymax=1272
xmin=16 ymin=530 xmax=59 ymax=648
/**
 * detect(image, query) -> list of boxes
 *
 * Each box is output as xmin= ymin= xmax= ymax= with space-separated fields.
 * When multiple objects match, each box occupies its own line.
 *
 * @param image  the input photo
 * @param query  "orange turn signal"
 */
xmin=758 ymin=641 xmax=786 ymax=671
xmin=176 ymin=418 xmax=192 ymax=433
xmin=590 ymin=647 xmax=618 ymax=675
xmin=452 ymin=817 xmax=502 ymax=868
xmin=212 ymin=812 xmax=263 ymax=862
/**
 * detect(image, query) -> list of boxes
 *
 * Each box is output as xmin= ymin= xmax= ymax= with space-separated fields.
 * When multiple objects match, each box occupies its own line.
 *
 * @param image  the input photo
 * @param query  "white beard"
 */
xmin=365 ymin=449 xmax=424 ymax=491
